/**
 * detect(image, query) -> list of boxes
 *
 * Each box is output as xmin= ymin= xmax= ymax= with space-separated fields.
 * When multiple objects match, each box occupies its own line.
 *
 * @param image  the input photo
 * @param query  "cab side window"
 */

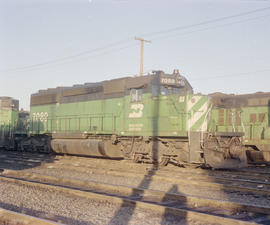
xmin=130 ymin=88 xmax=142 ymax=102
xmin=160 ymin=86 xmax=169 ymax=95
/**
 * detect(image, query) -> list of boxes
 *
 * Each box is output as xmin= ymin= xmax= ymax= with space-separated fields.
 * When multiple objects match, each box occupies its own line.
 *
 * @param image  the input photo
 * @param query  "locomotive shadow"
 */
xmin=0 ymin=149 xmax=57 ymax=171
xmin=108 ymin=84 xmax=187 ymax=225
xmin=160 ymin=185 xmax=187 ymax=225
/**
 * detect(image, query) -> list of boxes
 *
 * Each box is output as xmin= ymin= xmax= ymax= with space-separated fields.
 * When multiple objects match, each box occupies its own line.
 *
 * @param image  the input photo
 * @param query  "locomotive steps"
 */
xmin=0 ymin=170 xmax=269 ymax=225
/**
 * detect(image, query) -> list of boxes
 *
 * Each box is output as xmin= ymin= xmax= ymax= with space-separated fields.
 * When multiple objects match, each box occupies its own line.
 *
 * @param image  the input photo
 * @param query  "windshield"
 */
xmin=160 ymin=86 xmax=181 ymax=95
xmin=152 ymin=85 xmax=181 ymax=96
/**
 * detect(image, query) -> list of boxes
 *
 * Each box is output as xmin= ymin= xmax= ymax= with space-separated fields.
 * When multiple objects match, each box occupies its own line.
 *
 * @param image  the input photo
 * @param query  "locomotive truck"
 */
xmin=18 ymin=70 xmax=248 ymax=169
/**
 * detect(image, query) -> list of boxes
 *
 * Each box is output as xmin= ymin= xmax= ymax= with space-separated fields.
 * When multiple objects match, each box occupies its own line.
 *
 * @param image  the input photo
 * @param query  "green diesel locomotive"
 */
xmin=19 ymin=70 xmax=248 ymax=168
xmin=210 ymin=92 xmax=270 ymax=163
xmin=0 ymin=97 xmax=29 ymax=150
xmin=0 ymin=97 xmax=19 ymax=149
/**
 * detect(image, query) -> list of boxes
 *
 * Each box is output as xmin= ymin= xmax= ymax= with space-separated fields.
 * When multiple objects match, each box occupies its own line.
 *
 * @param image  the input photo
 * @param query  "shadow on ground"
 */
xmin=0 ymin=149 xmax=57 ymax=171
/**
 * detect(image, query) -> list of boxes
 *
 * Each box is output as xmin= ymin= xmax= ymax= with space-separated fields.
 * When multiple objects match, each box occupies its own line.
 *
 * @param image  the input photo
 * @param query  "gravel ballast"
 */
xmin=0 ymin=180 xmax=209 ymax=225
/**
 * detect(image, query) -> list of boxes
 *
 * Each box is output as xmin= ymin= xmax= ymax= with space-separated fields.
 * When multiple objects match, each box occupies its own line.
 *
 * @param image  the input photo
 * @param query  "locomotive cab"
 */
xmin=151 ymin=69 xmax=193 ymax=96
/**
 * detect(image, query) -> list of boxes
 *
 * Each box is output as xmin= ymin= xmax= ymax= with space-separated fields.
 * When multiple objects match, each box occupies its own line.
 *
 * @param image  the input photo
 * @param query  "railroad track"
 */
xmin=1 ymin=150 xmax=270 ymax=224
xmin=0 ymin=207 xmax=61 ymax=225
xmin=0 ymin=169 xmax=269 ymax=225
xmin=0 ymin=151 xmax=53 ymax=163
xmin=1 ymin=152 xmax=270 ymax=196
xmin=3 ymin=149 xmax=270 ymax=177
xmin=58 ymin=157 xmax=270 ymax=182
xmin=1 ymin=151 xmax=270 ymax=183
xmin=161 ymin=166 xmax=270 ymax=181
xmin=36 ymin=161 xmax=270 ymax=196
xmin=1 ymin=149 xmax=270 ymax=178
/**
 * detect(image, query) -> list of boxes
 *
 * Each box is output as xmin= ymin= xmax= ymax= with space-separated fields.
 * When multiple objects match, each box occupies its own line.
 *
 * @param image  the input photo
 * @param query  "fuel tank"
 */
xmin=51 ymin=139 xmax=123 ymax=158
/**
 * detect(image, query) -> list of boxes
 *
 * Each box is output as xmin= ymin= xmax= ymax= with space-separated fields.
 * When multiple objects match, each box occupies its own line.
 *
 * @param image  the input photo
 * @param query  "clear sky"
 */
xmin=0 ymin=0 xmax=270 ymax=110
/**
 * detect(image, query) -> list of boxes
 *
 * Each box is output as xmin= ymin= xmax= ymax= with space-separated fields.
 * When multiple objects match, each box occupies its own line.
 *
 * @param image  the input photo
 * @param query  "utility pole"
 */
xmin=135 ymin=37 xmax=151 ymax=76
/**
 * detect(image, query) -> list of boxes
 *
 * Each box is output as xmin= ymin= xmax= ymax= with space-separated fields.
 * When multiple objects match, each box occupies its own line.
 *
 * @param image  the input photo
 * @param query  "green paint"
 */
xmin=211 ymin=105 xmax=270 ymax=150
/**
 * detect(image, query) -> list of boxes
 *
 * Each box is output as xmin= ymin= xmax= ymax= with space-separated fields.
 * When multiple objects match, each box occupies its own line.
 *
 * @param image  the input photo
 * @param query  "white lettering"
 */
xmin=128 ymin=104 xmax=144 ymax=118
xmin=160 ymin=78 xmax=181 ymax=84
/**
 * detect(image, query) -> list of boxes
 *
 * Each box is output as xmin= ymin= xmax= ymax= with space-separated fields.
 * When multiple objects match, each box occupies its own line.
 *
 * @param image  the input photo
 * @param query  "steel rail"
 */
xmin=1 ymin=151 xmax=270 ymax=191
xmin=2 ymin=154 xmax=270 ymax=187
xmin=161 ymin=166 xmax=270 ymax=180
xmin=1 ymin=153 xmax=270 ymax=196
xmin=44 ymin=163 xmax=270 ymax=196
xmin=1 ymin=150 xmax=270 ymax=178
xmin=2 ymin=169 xmax=270 ymax=215
xmin=0 ymin=172 xmax=262 ymax=225
xmin=0 ymin=207 xmax=62 ymax=225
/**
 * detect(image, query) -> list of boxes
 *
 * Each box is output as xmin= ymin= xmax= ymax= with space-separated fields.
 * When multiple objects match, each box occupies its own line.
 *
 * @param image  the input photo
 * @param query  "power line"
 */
xmin=33 ymin=13 xmax=269 ymax=73
xmin=4 ymin=13 xmax=268 ymax=74
xmin=151 ymin=14 xmax=270 ymax=41
xmin=190 ymin=69 xmax=270 ymax=81
xmin=0 ymin=38 xmax=133 ymax=73
xmin=1 ymin=6 xmax=270 ymax=73
xmin=3 ymin=43 xmax=139 ymax=74
xmin=140 ymin=6 xmax=270 ymax=38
